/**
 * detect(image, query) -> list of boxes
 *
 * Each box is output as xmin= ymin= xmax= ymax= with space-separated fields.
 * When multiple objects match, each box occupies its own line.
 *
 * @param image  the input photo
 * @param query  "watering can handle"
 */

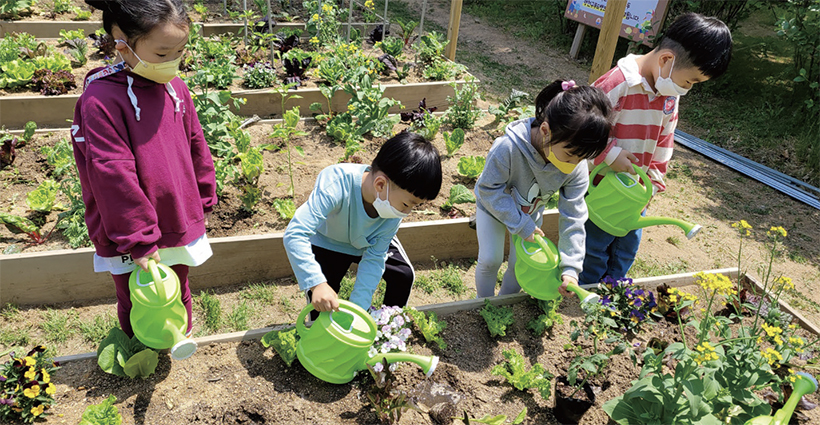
xmin=533 ymin=234 xmax=552 ymax=255
xmin=135 ymin=259 xmax=168 ymax=301
xmin=587 ymin=162 xmax=608 ymax=194
xmin=630 ymin=164 xmax=654 ymax=202
xmin=296 ymin=303 xmax=315 ymax=336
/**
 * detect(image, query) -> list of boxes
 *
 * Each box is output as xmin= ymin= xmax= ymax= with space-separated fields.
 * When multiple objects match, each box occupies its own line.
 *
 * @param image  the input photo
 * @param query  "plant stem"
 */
xmin=677 ymin=306 xmax=688 ymax=350
xmin=697 ymin=289 xmax=718 ymax=345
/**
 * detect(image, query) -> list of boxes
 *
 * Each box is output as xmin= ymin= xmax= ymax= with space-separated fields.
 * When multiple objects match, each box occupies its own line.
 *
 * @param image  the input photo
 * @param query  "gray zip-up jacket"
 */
xmin=475 ymin=117 xmax=589 ymax=279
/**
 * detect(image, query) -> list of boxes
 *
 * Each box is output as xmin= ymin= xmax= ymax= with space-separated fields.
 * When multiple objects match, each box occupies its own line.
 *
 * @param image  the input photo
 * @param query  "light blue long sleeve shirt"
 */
xmin=283 ymin=164 xmax=401 ymax=310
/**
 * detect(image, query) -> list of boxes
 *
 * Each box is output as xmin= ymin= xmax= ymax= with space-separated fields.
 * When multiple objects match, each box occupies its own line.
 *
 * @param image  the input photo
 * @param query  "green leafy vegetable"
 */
xmin=26 ymin=179 xmax=62 ymax=212
xmin=97 ymin=327 xmax=158 ymax=379
xmin=442 ymin=184 xmax=475 ymax=211
xmin=479 ymin=299 xmax=514 ymax=337
xmin=22 ymin=121 xmax=37 ymax=143
xmin=0 ymin=59 xmax=36 ymax=89
xmin=272 ymin=198 xmax=297 ymax=220
xmin=527 ymin=298 xmax=563 ymax=336
xmin=404 ymin=307 xmax=447 ymax=350
xmin=261 ymin=327 xmax=299 ymax=366
xmin=443 ymin=128 xmax=465 ymax=156
xmin=79 ymin=395 xmax=122 ymax=425
xmin=457 ymin=156 xmax=485 ymax=180
xmin=491 ymin=348 xmax=553 ymax=399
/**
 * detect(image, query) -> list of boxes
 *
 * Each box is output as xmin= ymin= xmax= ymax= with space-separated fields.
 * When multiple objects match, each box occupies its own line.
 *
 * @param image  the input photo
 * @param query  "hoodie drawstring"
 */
xmin=126 ymin=76 xmax=141 ymax=121
xmin=165 ymin=82 xmax=182 ymax=114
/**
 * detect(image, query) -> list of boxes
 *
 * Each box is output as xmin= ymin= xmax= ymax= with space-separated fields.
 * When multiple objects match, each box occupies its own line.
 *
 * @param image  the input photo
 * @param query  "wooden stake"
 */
xmin=569 ymin=24 xmax=587 ymax=59
xmin=588 ymin=0 xmax=628 ymax=84
xmin=445 ymin=0 xmax=463 ymax=61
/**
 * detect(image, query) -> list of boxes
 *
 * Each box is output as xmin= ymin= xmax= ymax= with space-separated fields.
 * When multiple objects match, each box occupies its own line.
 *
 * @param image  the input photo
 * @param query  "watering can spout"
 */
xmin=567 ymin=284 xmax=599 ymax=304
xmin=633 ymin=216 xmax=702 ymax=239
xmin=366 ymin=353 xmax=440 ymax=377
xmin=745 ymin=372 xmax=818 ymax=425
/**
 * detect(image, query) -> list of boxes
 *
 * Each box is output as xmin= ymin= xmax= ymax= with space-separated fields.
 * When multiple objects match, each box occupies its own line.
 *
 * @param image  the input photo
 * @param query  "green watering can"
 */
xmin=513 ymin=234 xmax=599 ymax=304
xmin=129 ymin=259 xmax=197 ymax=360
xmin=586 ymin=163 xmax=701 ymax=239
xmin=745 ymin=372 xmax=818 ymax=425
xmin=296 ymin=300 xmax=439 ymax=384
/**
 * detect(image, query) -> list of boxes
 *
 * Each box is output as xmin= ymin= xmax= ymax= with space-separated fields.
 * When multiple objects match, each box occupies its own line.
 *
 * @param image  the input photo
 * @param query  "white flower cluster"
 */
xmin=368 ymin=305 xmax=413 ymax=359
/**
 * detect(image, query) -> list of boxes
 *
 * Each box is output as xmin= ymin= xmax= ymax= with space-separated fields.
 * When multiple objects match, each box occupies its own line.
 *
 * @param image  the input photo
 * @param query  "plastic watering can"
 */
xmin=129 ymin=259 xmax=197 ymax=360
xmin=586 ymin=163 xmax=702 ymax=239
xmin=295 ymin=300 xmax=439 ymax=384
xmin=745 ymin=372 xmax=818 ymax=425
xmin=512 ymin=234 xmax=599 ymax=304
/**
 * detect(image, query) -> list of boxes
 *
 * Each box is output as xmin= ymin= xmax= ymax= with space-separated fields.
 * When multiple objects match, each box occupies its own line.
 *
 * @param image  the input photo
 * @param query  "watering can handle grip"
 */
xmin=147 ymin=259 xmax=167 ymax=301
xmin=631 ymin=164 xmax=653 ymax=201
xmin=296 ymin=304 xmax=315 ymax=336
xmin=587 ymin=162 xmax=608 ymax=194
xmin=533 ymin=234 xmax=552 ymax=254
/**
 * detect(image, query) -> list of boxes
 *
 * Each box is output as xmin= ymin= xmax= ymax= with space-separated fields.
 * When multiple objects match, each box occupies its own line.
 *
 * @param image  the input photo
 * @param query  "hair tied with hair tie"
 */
xmin=561 ymin=80 xmax=576 ymax=91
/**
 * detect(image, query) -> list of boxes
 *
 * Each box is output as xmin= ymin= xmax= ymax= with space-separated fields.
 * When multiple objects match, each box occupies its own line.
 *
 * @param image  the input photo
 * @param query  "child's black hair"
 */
xmin=658 ymin=12 xmax=732 ymax=79
xmin=85 ymin=0 xmax=190 ymax=46
xmin=371 ymin=132 xmax=442 ymax=201
xmin=532 ymin=80 xmax=612 ymax=160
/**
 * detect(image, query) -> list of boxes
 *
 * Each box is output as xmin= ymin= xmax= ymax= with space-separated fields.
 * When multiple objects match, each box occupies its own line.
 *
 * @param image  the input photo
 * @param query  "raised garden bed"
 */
xmin=18 ymin=269 xmax=820 ymax=425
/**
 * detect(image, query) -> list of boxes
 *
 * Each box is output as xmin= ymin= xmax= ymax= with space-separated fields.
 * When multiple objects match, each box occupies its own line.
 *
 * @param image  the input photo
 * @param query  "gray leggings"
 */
xmin=474 ymin=208 xmax=540 ymax=298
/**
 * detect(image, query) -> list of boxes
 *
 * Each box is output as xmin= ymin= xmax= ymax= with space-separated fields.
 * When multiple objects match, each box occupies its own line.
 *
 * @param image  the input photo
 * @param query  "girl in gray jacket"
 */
xmin=475 ymin=80 xmax=612 ymax=298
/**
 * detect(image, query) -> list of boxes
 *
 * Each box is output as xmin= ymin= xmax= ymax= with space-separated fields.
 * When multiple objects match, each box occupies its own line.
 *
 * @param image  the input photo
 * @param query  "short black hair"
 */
xmin=532 ymin=80 xmax=612 ymax=160
xmin=658 ymin=12 xmax=733 ymax=79
xmin=371 ymin=132 xmax=442 ymax=201
xmin=85 ymin=0 xmax=190 ymax=46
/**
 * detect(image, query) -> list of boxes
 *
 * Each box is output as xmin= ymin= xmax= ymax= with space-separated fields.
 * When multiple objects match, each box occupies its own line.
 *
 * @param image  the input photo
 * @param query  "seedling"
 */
xmin=479 ymin=299 xmax=514 ymax=337
xmin=261 ymin=327 xmax=299 ymax=366
xmin=491 ymin=348 xmax=553 ymax=399
xmin=404 ymin=308 xmax=447 ymax=350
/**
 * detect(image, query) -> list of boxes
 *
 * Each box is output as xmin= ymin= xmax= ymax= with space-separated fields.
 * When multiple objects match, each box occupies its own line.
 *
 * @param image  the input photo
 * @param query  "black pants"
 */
xmin=306 ymin=236 xmax=415 ymax=318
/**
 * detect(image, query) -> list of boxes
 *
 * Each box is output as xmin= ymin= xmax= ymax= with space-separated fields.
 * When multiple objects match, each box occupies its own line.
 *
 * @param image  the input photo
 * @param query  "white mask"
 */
xmin=373 ymin=183 xmax=408 ymax=219
xmin=655 ymin=56 xmax=690 ymax=97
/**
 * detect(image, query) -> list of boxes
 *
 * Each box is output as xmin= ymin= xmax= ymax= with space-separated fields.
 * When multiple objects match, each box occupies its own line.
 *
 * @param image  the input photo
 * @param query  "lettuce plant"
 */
xmin=365 ymin=358 xmax=418 ymax=424
xmin=79 ymin=395 xmax=122 ymax=425
xmin=491 ymin=348 xmax=553 ymax=399
xmin=404 ymin=307 xmax=447 ymax=350
xmin=271 ymin=198 xmax=296 ymax=220
xmin=261 ymin=327 xmax=298 ymax=366
xmin=443 ymin=128 xmax=465 ymax=157
xmin=0 ymin=59 xmax=36 ymax=89
xmin=26 ymin=179 xmax=63 ymax=212
xmin=457 ymin=156 xmax=485 ymax=180
xmin=57 ymin=29 xmax=85 ymax=45
xmin=479 ymin=299 xmax=514 ymax=337
xmin=0 ymin=0 xmax=34 ymax=19
xmin=441 ymin=184 xmax=475 ymax=212
xmin=1 ymin=134 xmax=19 ymax=168
xmin=527 ymin=297 xmax=563 ymax=336
xmin=31 ymin=69 xmax=76 ymax=96
xmin=243 ymin=61 xmax=277 ymax=88
xmin=96 ymin=328 xmax=158 ymax=379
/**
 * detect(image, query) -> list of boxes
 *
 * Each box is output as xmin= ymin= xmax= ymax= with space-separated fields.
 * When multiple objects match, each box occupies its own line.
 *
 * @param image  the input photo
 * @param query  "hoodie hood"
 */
xmin=83 ymin=64 xmax=183 ymax=121
xmin=505 ymin=117 xmax=587 ymax=180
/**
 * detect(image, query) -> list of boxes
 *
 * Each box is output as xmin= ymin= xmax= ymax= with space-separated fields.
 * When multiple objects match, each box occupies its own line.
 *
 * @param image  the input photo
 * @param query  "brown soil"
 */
xmin=3 ymin=0 xmax=820 ymax=424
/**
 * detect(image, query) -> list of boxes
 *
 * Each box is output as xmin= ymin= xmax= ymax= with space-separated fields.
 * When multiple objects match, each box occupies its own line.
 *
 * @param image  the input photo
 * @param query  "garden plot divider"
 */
xmin=0 ymin=213 xmax=559 ymax=306
xmin=0 ymin=20 xmax=306 ymax=39
xmin=56 ymin=266 xmax=807 ymax=365
xmin=0 ymin=78 xmax=471 ymax=129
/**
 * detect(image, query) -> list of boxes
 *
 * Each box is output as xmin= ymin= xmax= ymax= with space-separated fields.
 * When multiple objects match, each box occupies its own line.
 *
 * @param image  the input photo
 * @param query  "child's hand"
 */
xmin=133 ymin=251 xmax=161 ymax=272
xmin=311 ymin=282 xmax=340 ymax=312
xmin=558 ymin=275 xmax=578 ymax=298
xmin=524 ymin=227 xmax=545 ymax=243
xmin=610 ymin=150 xmax=639 ymax=174
xmin=204 ymin=211 xmax=212 ymax=226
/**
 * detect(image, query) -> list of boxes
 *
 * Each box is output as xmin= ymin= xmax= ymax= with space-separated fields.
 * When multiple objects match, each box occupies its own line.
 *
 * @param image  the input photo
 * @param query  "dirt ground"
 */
xmin=2 ymin=0 xmax=820 ymax=424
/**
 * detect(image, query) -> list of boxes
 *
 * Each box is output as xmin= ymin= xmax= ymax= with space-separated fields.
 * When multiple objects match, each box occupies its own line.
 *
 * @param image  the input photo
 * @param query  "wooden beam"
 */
xmin=588 ymin=0 xmax=628 ymax=84
xmin=569 ymin=24 xmax=587 ymax=60
xmin=445 ymin=0 xmax=463 ymax=61
xmin=0 ymin=212 xmax=557 ymax=306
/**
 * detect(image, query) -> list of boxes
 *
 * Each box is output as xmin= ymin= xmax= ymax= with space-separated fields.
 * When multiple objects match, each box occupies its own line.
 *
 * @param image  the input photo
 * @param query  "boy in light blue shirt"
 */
xmin=284 ymin=133 xmax=442 ymax=313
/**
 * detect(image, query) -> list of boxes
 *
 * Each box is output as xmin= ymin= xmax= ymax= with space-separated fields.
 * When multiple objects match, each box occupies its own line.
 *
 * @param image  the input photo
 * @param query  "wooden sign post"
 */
xmin=446 ymin=0 xmax=463 ymax=61
xmin=588 ymin=0 xmax=628 ymax=84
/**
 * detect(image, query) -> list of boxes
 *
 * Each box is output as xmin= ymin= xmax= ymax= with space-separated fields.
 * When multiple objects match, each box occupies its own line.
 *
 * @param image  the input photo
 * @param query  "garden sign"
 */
xmin=565 ymin=0 xmax=670 ymax=47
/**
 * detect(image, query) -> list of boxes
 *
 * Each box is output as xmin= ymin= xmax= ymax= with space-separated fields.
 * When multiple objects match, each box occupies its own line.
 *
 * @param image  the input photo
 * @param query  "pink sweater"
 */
xmin=72 ymin=67 xmax=217 ymax=259
xmin=591 ymin=54 xmax=679 ymax=193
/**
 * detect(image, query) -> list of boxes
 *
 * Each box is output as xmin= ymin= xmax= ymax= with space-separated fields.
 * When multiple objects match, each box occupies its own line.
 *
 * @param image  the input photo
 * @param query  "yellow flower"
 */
xmin=761 ymin=322 xmax=783 ymax=338
xmin=789 ymin=323 xmax=799 ymax=330
xmin=774 ymin=335 xmax=783 ymax=346
xmin=762 ymin=348 xmax=783 ymax=365
xmin=694 ymin=342 xmax=718 ymax=365
xmin=45 ymin=383 xmax=56 ymax=395
xmin=24 ymin=367 xmax=36 ymax=380
xmin=41 ymin=369 xmax=50 ymax=384
xmin=310 ymin=36 xmax=319 ymax=44
xmin=775 ymin=276 xmax=794 ymax=291
xmin=311 ymin=13 xmax=320 ymax=21
xmin=767 ymin=226 xmax=787 ymax=238
xmin=23 ymin=357 xmax=35 ymax=367
xmin=365 ymin=0 xmax=374 ymax=9
xmin=694 ymin=272 xmax=736 ymax=297
xmin=322 ymin=3 xmax=333 ymax=13
xmin=789 ymin=336 xmax=805 ymax=346
xmin=732 ymin=220 xmax=752 ymax=236
xmin=31 ymin=404 xmax=44 ymax=416
xmin=24 ymin=384 xmax=40 ymax=398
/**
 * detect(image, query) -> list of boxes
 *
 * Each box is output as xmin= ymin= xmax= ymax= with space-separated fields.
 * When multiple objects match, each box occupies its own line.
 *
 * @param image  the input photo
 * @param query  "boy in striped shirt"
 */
xmin=580 ymin=13 xmax=733 ymax=285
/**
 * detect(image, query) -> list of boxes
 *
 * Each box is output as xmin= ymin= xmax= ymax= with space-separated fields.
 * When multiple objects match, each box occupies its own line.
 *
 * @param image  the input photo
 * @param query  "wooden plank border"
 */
xmin=0 ymin=79 xmax=470 ymax=129
xmin=54 ymin=267 xmax=772 ymax=365
xmin=0 ymin=212 xmax=559 ymax=306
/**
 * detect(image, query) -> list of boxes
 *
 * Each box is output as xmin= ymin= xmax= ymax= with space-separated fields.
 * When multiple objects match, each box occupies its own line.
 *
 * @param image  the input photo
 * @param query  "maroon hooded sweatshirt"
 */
xmin=71 ymin=67 xmax=217 ymax=260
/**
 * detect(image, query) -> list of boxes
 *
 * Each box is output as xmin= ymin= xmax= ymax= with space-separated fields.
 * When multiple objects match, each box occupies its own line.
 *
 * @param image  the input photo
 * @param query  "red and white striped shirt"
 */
xmin=591 ymin=54 xmax=679 ymax=193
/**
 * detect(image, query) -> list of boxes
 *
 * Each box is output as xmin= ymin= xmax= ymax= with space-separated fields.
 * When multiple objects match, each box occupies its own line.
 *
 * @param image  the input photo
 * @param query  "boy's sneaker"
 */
xmin=468 ymin=214 xmax=477 ymax=230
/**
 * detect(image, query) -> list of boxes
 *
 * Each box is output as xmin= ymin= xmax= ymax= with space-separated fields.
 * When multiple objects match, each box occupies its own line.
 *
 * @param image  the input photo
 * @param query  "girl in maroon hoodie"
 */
xmin=73 ymin=0 xmax=217 ymax=338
